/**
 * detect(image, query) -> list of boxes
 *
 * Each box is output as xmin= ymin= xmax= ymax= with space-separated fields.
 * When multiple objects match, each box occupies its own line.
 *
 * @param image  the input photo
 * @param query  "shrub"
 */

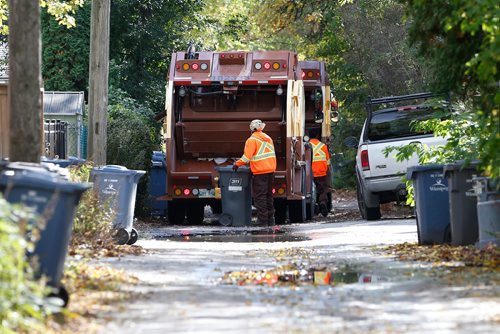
xmin=68 ymin=164 xmax=116 ymax=256
xmin=106 ymin=87 xmax=161 ymax=216
xmin=0 ymin=198 xmax=47 ymax=334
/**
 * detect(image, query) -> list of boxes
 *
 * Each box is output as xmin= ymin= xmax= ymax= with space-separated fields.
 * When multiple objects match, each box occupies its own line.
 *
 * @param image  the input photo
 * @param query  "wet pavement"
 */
xmin=94 ymin=208 xmax=500 ymax=333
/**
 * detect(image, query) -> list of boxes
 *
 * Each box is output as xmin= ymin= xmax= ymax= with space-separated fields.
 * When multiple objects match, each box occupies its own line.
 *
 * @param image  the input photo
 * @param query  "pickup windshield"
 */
xmin=367 ymin=107 xmax=446 ymax=141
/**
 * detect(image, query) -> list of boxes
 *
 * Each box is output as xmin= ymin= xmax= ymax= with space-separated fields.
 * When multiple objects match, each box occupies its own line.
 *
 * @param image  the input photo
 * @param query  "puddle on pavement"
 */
xmin=221 ymin=264 xmax=389 ymax=286
xmin=157 ymin=229 xmax=311 ymax=243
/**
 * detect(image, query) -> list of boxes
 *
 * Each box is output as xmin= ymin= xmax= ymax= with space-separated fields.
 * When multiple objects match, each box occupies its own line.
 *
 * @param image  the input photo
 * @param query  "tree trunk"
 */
xmin=88 ymin=0 xmax=110 ymax=165
xmin=8 ymin=0 xmax=41 ymax=163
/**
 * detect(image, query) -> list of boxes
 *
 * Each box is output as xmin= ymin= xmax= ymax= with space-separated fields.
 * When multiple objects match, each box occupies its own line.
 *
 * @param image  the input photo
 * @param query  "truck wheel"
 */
xmin=306 ymin=182 xmax=316 ymax=220
xmin=357 ymin=182 xmax=381 ymax=220
xmin=168 ymin=200 xmax=186 ymax=225
xmin=274 ymin=199 xmax=287 ymax=225
xmin=186 ymin=202 xmax=205 ymax=225
xmin=288 ymin=199 xmax=306 ymax=223
xmin=211 ymin=201 xmax=222 ymax=214
xmin=326 ymin=192 xmax=332 ymax=213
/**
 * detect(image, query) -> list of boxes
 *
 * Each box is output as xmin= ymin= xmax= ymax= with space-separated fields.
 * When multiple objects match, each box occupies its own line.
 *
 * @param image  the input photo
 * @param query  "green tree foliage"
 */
xmin=0 ymin=0 xmax=84 ymax=36
xmin=0 ymin=198 xmax=47 ymax=334
xmin=404 ymin=0 xmax=500 ymax=177
xmin=239 ymin=0 xmax=431 ymax=187
xmin=109 ymin=0 xmax=204 ymax=113
xmin=41 ymin=2 xmax=90 ymax=91
xmin=106 ymin=87 xmax=161 ymax=215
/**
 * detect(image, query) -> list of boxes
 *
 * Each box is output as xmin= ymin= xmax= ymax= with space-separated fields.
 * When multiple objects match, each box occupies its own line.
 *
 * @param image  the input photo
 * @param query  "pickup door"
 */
xmin=363 ymin=107 xmax=448 ymax=178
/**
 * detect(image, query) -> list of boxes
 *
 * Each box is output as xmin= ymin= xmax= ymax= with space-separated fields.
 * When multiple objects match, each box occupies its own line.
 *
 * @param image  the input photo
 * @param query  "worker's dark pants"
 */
xmin=253 ymin=173 xmax=275 ymax=222
xmin=314 ymin=175 xmax=329 ymax=207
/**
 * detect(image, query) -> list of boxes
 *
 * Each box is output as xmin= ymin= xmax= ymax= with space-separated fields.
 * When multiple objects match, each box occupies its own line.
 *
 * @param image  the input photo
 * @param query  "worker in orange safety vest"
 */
xmin=308 ymin=128 xmax=331 ymax=217
xmin=233 ymin=119 xmax=276 ymax=226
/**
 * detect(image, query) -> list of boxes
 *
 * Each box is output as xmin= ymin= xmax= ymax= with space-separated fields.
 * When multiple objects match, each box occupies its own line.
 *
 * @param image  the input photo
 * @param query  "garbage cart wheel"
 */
xmin=127 ymin=228 xmax=139 ymax=245
xmin=48 ymin=285 xmax=69 ymax=307
xmin=113 ymin=228 xmax=130 ymax=245
xmin=219 ymin=213 xmax=233 ymax=226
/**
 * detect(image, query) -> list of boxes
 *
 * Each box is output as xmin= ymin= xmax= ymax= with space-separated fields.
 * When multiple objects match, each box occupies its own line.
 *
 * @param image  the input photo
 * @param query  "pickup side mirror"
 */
xmin=344 ymin=136 xmax=359 ymax=148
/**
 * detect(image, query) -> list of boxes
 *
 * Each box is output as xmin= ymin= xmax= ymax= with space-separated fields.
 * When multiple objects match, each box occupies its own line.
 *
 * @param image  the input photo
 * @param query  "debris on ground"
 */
xmin=46 ymin=261 xmax=140 ymax=334
xmin=221 ymin=262 xmax=386 ymax=287
xmin=69 ymin=241 xmax=147 ymax=258
xmin=383 ymin=242 xmax=500 ymax=269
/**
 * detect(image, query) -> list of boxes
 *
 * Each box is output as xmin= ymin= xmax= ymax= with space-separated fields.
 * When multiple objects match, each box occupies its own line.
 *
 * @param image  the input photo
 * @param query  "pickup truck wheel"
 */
xmin=357 ymin=182 xmax=381 ymax=220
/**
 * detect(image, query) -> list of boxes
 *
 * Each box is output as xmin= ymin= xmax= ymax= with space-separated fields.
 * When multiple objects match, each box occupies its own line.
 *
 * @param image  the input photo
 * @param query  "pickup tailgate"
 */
xmin=366 ymin=135 xmax=446 ymax=178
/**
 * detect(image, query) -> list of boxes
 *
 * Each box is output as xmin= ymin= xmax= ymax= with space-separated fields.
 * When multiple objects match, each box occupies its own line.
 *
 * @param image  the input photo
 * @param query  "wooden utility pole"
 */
xmin=8 ymin=0 xmax=41 ymax=163
xmin=88 ymin=0 xmax=110 ymax=165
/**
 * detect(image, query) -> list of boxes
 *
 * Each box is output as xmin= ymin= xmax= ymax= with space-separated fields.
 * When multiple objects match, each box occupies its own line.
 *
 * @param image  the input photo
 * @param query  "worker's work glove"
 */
xmin=232 ymin=164 xmax=239 ymax=172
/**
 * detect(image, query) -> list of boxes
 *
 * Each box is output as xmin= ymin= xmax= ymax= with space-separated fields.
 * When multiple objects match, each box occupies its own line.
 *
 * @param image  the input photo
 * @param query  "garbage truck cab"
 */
xmin=162 ymin=50 xmax=313 ymax=225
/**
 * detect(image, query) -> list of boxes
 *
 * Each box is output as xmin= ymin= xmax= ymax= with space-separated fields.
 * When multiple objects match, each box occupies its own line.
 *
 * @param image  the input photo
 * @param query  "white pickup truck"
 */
xmin=353 ymin=93 xmax=448 ymax=220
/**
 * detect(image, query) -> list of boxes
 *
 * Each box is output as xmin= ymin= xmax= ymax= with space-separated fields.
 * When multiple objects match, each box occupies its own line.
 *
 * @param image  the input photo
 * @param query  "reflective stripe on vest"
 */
xmin=311 ymin=141 xmax=327 ymax=162
xmin=249 ymin=137 xmax=276 ymax=162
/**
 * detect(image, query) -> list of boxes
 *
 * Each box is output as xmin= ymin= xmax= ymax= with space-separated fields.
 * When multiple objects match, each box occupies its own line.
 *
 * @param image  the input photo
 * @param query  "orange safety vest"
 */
xmin=310 ymin=138 xmax=330 ymax=177
xmin=236 ymin=130 xmax=276 ymax=174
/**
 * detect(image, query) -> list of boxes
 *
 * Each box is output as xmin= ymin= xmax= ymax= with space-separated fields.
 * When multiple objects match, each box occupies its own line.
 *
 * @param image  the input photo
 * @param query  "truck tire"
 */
xmin=274 ymin=199 xmax=287 ymax=225
xmin=288 ymin=199 xmax=306 ymax=223
xmin=186 ymin=202 xmax=205 ymax=225
xmin=326 ymin=192 xmax=332 ymax=213
xmin=306 ymin=182 xmax=316 ymax=220
xmin=168 ymin=200 xmax=186 ymax=225
xmin=356 ymin=182 xmax=381 ymax=220
xmin=210 ymin=201 xmax=222 ymax=214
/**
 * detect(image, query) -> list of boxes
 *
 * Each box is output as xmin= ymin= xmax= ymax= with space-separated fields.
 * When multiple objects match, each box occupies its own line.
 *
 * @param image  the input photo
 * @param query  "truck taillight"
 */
xmin=361 ymin=149 xmax=370 ymax=171
xmin=253 ymin=60 xmax=286 ymax=71
xmin=301 ymin=69 xmax=320 ymax=80
xmin=183 ymin=188 xmax=191 ymax=196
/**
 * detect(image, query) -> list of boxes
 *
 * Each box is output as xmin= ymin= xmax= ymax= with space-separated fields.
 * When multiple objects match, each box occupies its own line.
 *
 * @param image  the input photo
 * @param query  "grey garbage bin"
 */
xmin=0 ymin=164 xmax=90 ymax=306
xmin=472 ymin=177 xmax=500 ymax=248
xmin=443 ymin=161 xmax=479 ymax=246
xmin=407 ymin=165 xmax=450 ymax=244
xmin=216 ymin=166 xmax=252 ymax=227
xmin=90 ymin=165 xmax=145 ymax=244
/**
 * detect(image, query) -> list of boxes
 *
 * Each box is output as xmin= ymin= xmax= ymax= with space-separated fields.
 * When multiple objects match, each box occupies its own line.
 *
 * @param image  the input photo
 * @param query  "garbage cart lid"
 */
xmin=443 ymin=160 xmax=481 ymax=173
xmin=407 ymin=164 xmax=445 ymax=180
xmin=215 ymin=166 xmax=251 ymax=173
xmin=94 ymin=165 xmax=146 ymax=175
xmin=0 ymin=168 xmax=91 ymax=194
xmin=151 ymin=152 xmax=166 ymax=168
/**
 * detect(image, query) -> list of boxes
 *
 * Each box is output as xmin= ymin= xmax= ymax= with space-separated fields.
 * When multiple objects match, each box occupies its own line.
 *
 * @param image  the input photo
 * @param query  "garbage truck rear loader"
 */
xmin=162 ymin=50 xmax=314 ymax=225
